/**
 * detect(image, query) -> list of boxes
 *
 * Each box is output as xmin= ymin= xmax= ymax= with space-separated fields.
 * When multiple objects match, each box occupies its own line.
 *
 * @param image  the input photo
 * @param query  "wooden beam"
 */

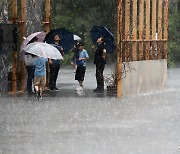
xmin=20 ymin=0 xmax=26 ymax=92
xmin=11 ymin=0 xmax=17 ymax=93
xmin=45 ymin=0 xmax=50 ymax=33
xmin=117 ymin=0 xmax=123 ymax=97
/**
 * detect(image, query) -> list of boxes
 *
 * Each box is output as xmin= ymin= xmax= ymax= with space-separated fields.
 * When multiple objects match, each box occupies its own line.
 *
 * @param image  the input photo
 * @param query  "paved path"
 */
xmin=0 ymin=66 xmax=180 ymax=154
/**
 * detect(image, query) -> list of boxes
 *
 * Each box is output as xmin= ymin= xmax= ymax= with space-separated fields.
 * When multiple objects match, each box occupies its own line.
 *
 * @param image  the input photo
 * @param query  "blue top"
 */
xmin=76 ymin=49 xmax=89 ymax=67
xmin=33 ymin=57 xmax=48 ymax=77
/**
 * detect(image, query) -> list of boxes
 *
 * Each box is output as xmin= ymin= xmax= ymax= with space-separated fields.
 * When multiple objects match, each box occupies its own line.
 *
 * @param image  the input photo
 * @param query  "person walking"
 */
xmin=75 ymin=42 xmax=89 ymax=91
xmin=24 ymin=53 xmax=35 ymax=94
xmin=24 ymin=36 xmax=38 ymax=94
xmin=93 ymin=37 xmax=106 ymax=93
xmin=33 ymin=56 xmax=48 ymax=100
xmin=49 ymin=35 xmax=64 ymax=91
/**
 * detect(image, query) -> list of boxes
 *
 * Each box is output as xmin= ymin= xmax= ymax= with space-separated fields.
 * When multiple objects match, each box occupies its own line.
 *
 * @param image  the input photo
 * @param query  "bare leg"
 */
xmin=78 ymin=80 xmax=83 ymax=87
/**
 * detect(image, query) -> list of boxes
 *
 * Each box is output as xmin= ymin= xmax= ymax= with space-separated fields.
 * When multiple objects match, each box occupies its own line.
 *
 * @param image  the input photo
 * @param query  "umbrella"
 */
xmin=90 ymin=25 xmax=116 ymax=53
xmin=73 ymin=34 xmax=81 ymax=41
xmin=20 ymin=31 xmax=46 ymax=60
xmin=22 ymin=42 xmax=63 ymax=60
xmin=44 ymin=28 xmax=74 ymax=53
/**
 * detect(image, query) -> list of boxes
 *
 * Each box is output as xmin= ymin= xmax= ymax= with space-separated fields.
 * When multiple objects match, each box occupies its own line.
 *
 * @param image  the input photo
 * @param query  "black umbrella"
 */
xmin=44 ymin=28 xmax=74 ymax=53
xmin=90 ymin=25 xmax=116 ymax=53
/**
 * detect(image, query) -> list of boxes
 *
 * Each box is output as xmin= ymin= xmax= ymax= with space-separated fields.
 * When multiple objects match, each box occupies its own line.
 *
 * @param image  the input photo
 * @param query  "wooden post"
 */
xmin=20 ymin=0 xmax=26 ymax=92
xmin=11 ymin=0 xmax=17 ymax=93
xmin=45 ymin=0 xmax=50 ymax=33
xmin=117 ymin=0 xmax=123 ymax=97
xmin=45 ymin=0 xmax=51 ymax=88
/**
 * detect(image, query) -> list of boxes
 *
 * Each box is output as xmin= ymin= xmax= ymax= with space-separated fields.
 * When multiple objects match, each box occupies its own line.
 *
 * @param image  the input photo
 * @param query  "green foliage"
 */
xmin=50 ymin=0 xmax=117 ymax=65
xmin=168 ymin=1 xmax=180 ymax=67
xmin=50 ymin=0 xmax=179 ymax=67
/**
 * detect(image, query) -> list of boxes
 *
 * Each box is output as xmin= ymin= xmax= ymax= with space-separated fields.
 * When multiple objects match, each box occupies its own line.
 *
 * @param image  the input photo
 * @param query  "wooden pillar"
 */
xmin=11 ymin=0 xmax=17 ymax=93
xmin=45 ymin=0 xmax=50 ymax=33
xmin=45 ymin=0 xmax=51 ymax=88
xmin=117 ymin=0 xmax=123 ymax=97
xmin=20 ymin=0 xmax=26 ymax=92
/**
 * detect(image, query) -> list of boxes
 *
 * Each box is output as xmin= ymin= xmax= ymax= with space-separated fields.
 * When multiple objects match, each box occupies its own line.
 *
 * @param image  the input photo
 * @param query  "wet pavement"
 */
xmin=0 ymin=65 xmax=180 ymax=154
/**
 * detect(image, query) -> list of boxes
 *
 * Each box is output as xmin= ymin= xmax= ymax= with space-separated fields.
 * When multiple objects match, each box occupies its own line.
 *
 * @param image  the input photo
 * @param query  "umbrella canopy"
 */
xmin=90 ymin=25 xmax=116 ymax=53
xmin=22 ymin=42 xmax=63 ymax=60
xmin=20 ymin=31 xmax=46 ymax=60
xmin=44 ymin=28 xmax=74 ymax=53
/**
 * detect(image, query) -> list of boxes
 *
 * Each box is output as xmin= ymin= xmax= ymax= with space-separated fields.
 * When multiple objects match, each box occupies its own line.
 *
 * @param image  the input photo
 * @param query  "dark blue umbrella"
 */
xmin=90 ymin=25 xmax=116 ymax=53
xmin=44 ymin=28 xmax=74 ymax=53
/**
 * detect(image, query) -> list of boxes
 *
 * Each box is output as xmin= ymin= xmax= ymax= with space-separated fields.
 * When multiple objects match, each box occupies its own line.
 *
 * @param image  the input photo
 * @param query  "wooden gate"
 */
xmin=117 ymin=0 xmax=169 ymax=97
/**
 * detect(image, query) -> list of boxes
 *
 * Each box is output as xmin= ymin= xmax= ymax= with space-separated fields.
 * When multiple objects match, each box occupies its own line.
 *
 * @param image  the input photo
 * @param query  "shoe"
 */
xmin=76 ymin=86 xmax=83 ymax=91
xmin=54 ymin=87 xmax=59 ymax=91
xmin=38 ymin=95 xmax=42 ymax=100
xmin=36 ymin=90 xmax=41 ymax=99
xmin=28 ymin=91 xmax=34 ymax=94
xmin=93 ymin=88 xmax=104 ymax=93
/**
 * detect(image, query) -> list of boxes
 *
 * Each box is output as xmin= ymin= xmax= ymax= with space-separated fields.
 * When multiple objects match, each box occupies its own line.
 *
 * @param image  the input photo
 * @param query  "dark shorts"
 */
xmin=75 ymin=66 xmax=86 ymax=81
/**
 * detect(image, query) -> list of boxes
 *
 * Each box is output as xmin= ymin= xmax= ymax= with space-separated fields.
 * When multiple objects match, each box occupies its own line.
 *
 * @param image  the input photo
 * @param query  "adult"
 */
xmin=49 ymin=35 xmax=64 ymax=91
xmin=24 ymin=36 xmax=38 ymax=94
xmin=93 ymin=37 xmax=106 ymax=93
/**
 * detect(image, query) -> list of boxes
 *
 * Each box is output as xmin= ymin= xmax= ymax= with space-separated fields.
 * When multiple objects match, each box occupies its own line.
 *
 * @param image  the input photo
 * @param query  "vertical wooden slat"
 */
xmin=124 ymin=0 xmax=130 ymax=62
xmin=117 ymin=0 xmax=123 ymax=97
xmin=151 ymin=0 xmax=157 ymax=60
xmin=45 ymin=0 xmax=51 ymax=88
xmin=12 ymin=0 xmax=17 ymax=93
xmin=130 ymin=0 xmax=138 ymax=94
xmin=132 ymin=0 xmax=137 ymax=61
xmin=45 ymin=0 xmax=50 ymax=33
xmin=138 ymin=0 xmax=144 ymax=60
xmin=144 ymin=0 xmax=151 ymax=92
xmin=123 ymin=0 xmax=130 ymax=95
xmin=158 ymin=0 xmax=163 ymax=59
xmin=163 ymin=0 xmax=168 ymax=59
xmin=145 ymin=0 xmax=150 ymax=60
xmin=20 ymin=0 xmax=26 ymax=92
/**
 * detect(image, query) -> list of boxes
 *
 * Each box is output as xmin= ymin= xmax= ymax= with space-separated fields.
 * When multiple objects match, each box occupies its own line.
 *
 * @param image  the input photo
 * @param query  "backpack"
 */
xmin=24 ymin=54 xmax=34 ymax=66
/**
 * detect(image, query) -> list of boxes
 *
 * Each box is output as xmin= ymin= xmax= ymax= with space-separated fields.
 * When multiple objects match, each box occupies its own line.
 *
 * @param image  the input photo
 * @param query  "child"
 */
xmin=33 ymin=56 xmax=48 ymax=99
xmin=75 ymin=42 xmax=89 ymax=91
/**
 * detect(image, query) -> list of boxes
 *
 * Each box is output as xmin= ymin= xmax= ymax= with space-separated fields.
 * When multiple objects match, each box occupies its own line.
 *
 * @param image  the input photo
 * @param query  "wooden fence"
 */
xmin=117 ymin=0 xmax=169 ymax=96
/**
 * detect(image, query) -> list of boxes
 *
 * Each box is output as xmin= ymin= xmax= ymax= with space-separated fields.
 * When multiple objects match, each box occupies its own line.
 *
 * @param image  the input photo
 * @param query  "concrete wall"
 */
xmin=122 ymin=59 xmax=167 ymax=95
